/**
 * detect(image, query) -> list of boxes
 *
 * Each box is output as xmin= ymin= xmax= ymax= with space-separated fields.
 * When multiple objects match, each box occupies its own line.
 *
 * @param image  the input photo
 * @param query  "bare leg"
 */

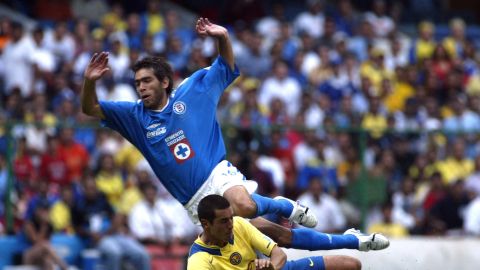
xmin=323 ymin=255 xmax=361 ymax=270
xmin=249 ymin=219 xmax=361 ymax=270
xmin=249 ymin=217 xmax=293 ymax=247
xmin=223 ymin=185 xmax=257 ymax=218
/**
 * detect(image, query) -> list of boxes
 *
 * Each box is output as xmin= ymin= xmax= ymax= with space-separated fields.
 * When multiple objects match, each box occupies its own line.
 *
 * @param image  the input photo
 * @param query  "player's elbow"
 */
xmin=82 ymin=104 xmax=104 ymax=119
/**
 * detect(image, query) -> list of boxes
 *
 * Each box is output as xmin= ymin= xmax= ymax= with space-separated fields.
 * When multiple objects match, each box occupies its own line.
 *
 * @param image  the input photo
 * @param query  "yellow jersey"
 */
xmin=187 ymin=217 xmax=276 ymax=270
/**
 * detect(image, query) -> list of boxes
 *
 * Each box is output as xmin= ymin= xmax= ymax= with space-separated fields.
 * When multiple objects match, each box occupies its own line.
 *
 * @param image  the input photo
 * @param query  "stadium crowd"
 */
xmin=1 ymin=0 xmax=480 ymax=268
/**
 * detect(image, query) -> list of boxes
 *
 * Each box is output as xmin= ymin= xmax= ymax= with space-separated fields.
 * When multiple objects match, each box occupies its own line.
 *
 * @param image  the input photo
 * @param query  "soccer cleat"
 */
xmin=274 ymin=196 xmax=318 ymax=228
xmin=343 ymin=228 xmax=390 ymax=251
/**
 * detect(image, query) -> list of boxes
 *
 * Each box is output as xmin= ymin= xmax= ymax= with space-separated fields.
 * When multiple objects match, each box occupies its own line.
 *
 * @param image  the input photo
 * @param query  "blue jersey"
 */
xmin=99 ymin=57 xmax=240 ymax=204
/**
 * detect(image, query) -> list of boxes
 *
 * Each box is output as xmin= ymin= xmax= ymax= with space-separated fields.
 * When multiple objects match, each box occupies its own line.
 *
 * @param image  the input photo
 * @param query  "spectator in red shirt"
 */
xmin=39 ymin=135 xmax=70 ymax=193
xmin=57 ymin=127 xmax=89 ymax=183
xmin=14 ymin=137 xmax=36 ymax=195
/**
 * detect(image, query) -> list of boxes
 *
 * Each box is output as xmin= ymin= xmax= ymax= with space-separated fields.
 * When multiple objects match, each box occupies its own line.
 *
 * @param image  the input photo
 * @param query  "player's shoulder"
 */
xmin=189 ymin=241 xmax=221 ymax=258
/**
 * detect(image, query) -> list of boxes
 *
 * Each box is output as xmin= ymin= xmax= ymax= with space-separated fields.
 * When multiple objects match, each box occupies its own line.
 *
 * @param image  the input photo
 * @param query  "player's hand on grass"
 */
xmin=196 ymin=17 xmax=228 ymax=39
xmin=254 ymin=258 xmax=274 ymax=270
xmin=84 ymin=51 xmax=110 ymax=81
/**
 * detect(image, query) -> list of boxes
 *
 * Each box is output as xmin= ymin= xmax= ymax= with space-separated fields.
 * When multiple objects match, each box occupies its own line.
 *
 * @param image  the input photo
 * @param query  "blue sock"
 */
xmin=251 ymin=194 xmax=293 ymax=218
xmin=282 ymin=256 xmax=325 ymax=270
xmin=291 ymin=228 xmax=359 ymax=250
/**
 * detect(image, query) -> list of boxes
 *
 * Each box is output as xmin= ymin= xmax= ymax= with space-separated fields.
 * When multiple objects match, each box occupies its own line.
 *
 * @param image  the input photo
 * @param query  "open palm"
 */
xmin=196 ymin=17 xmax=227 ymax=38
xmin=84 ymin=52 xmax=110 ymax=81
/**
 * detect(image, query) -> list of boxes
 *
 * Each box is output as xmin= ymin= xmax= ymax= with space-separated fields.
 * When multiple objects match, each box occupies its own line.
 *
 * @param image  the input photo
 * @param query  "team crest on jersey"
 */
xmin=165 ymin=130 xmax=195 ymax=163
xmin=173 ymin=101 xmax=186 ymax=115
xmin=229 ymin=252 xmax=242 ymax=265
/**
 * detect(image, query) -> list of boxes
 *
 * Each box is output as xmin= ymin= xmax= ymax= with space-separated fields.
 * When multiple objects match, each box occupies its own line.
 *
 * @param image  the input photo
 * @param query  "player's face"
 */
xmin=208 ymin=207 xmax=234 ymax=245
xmin=135 ymin=68 xmax=169 ymax=110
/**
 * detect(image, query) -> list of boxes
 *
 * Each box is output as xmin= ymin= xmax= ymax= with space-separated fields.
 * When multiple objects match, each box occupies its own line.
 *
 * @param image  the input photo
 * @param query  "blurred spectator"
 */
xmin=294 ymin=0 xmax=325 ymax=38
xmin=71 ymin=0 xmax=109 ymax=23
xmin=296 ymin=138 xmax=339 ymax=193
xmin=259 ymin=60 xmax=301 ymax=118
xmin=124 ymin=13 xmax=145 ymax=51
xmin=443 ymin=95 xmax=480 ymax=134
xmin=295 ymin=91 xmax=324 ymax=129
xmin=364 ymin=0 xmax=395 ymax=38
xmin=49 ymin=184 xmax=74 ymax=233
xmin=410 ymin=21 xmax=436 ymax=64
xmin=361 ymin=96 xmax=387 ymax=139
xmin=0 ymin=17 xmax=12 ymax=51
xmin=245 ymin=150 xmax=277 ymax=197
xmin=153 ymin=10 xmax=193 ymax=54
xmin=95 ymin=153 xmax=125 ymax=209
xmin=58 ymin=127 xmax=90 ymax=183
xmin=442 ymin=18 xmax=467 ymax=60
xmin=2 ymin=21 xmax=35 ymax=97
xmin=101 ymin=2 xmax=127 ymax=33
xmin=333 ymin=0 xmax=361 ymax=36
xmin=392 ymin=178 xmax=418 ymax=231
xmin=464 ymin=155 xmax=480 ymax=198
xmin=43 ymin=22 xmax=76 ymax=70
xmin=436 ymin=138 xmax=474 ymax=184
xmin=236 ymin=32 xmax=272 ymax=78
xmin=13 ymin=137 xmax=36 ymax=195
xmin=129 ymin=182 xmax=177 ymax=245
xmin=141 ymin=0 xmax=165 ymax=36
xmin=429 ymin=180 xmax=470 ymax=235
xmin=107 ymin=37 xmax=130 ymax=81
xmin=464 ymin=195 xmax=480 ymax=235
xmin=293 ymin=129 xmax=318 ymax=171
xmin=39 ymin=135 xmax=70 ymax=190
xmin=129 ymin=182 xmax=199 ymax=246
xmin=255 ymin=2 xmax=286 ymax=43
xmin=72 ymin=176 xmax=150 ymax=270
xmin=368 ymin=201 xmax=408 ymax=237
xmin=24 ymin=180 xmax=57 ymax=221
xmin=21 ymin=201 xmax=68 ymax=270
xmin=297 ymin=177 xmax=346 ymax=233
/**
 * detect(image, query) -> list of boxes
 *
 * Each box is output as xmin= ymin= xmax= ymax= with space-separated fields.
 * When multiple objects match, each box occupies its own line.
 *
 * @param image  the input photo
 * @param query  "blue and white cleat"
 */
xmin=344 ymin=228 xmax=390 ymax=251
xmin=274 ymin=196 xmax=318 ymax=228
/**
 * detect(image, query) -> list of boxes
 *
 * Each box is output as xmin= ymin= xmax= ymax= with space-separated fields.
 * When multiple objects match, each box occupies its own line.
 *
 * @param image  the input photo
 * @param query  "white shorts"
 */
xmin=184 ymin=160 xmax=258 ymax=225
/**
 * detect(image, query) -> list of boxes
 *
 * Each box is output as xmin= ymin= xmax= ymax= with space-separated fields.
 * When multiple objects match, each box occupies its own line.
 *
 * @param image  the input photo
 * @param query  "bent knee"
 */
xmin=324 ymin=255 xmax=361 ymax=270
xmin=233 ymin=200 xmax=257 ymax=217
xmin=346 ymin=257 xmax=361 ymax=270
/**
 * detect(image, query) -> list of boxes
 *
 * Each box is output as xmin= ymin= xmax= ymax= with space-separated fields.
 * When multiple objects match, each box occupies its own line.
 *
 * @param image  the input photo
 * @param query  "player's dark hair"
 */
xmin=132 ymin=56 xmax=174 ymax=95
xmin=198 ymin=195 xmax=231 ymax=223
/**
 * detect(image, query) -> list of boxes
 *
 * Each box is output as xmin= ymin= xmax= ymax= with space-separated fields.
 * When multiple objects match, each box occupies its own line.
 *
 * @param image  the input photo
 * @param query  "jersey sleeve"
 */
xmin=236 ymin=217 xmax=276 ymax=257
xmin=99 ymin=101 xmax=139 ymax=142
xmin=187 ymin=253 xmax=213 ymax=270
xmin=201 ymin=56 xmax=240 ymax=104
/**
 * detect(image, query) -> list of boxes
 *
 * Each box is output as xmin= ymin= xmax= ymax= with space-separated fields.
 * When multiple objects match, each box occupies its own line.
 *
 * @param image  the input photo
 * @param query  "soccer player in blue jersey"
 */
xmin=81 ymin=17 xmax=389 ymax=254
xmin=188 ymin=195 xmax=362 ymax=270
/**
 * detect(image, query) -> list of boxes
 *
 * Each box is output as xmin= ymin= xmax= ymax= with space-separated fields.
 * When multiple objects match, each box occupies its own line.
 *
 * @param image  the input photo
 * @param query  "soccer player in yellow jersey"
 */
xmin=188 ymin=195 xmax=385 ymax=270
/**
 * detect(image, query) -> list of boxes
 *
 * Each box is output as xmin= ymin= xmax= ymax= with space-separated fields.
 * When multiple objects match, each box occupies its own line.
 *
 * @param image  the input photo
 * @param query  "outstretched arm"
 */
xmin=81 ymin=52 xmax=110 ymax=119
xmin=196 ymin=17 xmax=234 ymax=70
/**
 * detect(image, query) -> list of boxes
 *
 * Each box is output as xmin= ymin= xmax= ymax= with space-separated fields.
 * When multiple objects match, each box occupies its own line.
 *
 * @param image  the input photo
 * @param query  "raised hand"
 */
xmin=84 ymin=52 xmax=110 ymax=81
xmin=195 ymin=17 xmax=228 ymax=38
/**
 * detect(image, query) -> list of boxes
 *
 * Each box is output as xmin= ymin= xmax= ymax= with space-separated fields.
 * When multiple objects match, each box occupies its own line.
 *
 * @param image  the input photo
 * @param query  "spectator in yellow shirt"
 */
xmin=95 ymin=153 xmax=125 ymax=209
xmin=411 ymin=21 xmax=436 ymax=63
xmin=368 ymin=202 xmax=409 ymax=238
xmin=442 ymin=18 xmax=466 ymax=59
xmin=361 ymin=96 xmax=387 ymax=139
xmin=436 ymin=139 xmax=474 ymax=184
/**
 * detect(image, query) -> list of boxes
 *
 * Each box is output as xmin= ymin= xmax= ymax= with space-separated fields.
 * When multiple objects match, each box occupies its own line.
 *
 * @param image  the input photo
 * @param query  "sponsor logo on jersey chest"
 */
xmin=229 ymin=252 xmax=242 ymax=265
xmin=173 ymin=101 xmax=186 ymax=114
xmin=165 ymin=130 xmax=195 ymax=163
